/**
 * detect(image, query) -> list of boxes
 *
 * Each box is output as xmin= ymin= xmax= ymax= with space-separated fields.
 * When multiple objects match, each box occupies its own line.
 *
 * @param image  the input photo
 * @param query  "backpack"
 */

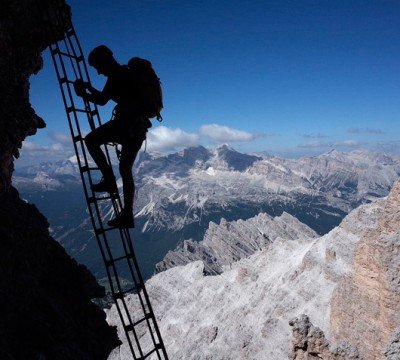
xmin=127 ymin=57 xmax=163 ymax=121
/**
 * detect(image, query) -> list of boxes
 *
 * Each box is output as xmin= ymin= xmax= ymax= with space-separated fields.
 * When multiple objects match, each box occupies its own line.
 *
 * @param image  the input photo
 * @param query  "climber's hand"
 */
xmin=74 ymin=79 xmax=87 ymax=97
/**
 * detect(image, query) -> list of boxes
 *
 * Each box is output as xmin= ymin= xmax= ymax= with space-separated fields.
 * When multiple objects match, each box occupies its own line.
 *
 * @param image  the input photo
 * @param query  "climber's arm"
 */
xmin=73 ymin=80 xmax=110 ymax=105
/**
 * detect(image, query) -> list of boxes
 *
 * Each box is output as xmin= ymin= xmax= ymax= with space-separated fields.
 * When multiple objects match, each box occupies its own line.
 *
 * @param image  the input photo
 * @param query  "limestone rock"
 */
xmin=156 ymin=212 xmax=318 ymax=275
xmin=289 ymin=315 xmax=360 ymax=360
xmin=383 ymin=327 xmax=400 ymax=360
xmin=107 ymin=196 xmax=382 ymax=359
xmin=330 ymin=181 xmax=400 ymax=360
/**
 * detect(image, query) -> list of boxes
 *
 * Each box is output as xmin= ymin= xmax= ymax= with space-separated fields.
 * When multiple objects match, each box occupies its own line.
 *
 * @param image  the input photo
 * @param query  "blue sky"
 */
xmin=21 ymin=0 xmax=400 ymax=165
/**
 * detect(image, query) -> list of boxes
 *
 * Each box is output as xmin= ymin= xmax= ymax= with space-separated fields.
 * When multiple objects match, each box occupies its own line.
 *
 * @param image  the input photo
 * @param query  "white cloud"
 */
xmin=21 ymin=140 xmax=48 ymax=152
xmin=347 ymin=127 xmax=384 ymax=135
xmin=298 ymin=140 xmax=363 ymax=149
xmin=146 ymin=126 xmax=199 ymax=152
xmin=48 ymin=131 xmax=72 ymax=145
xmin=199 ymin=124 xmax=260 ymax=143
xmin=20 ymin=137 xmax=73 ymax=159
xmin=302 ymin=133 xmax=328 ymax=139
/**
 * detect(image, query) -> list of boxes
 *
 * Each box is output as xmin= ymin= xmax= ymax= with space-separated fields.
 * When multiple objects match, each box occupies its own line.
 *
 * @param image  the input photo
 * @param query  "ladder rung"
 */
xmin=73 ymin=134 xmax=82 ymax=142
xmin=141 ymin=345 xmax=162 ymax=359
xmin=94 ymin=226 xmax=116 ymax=236
xmin=125 ymin=314 xmax=152 ymax=331
xmin=81 ymin=165 xmax=99 ymax=172
xmin=87 ymin=194 xmax=115 ymax=204
xmin=59 ymin=77 xmax=73 ymax=84
xmin=66 ymin=29 xmax=75 ymax=37
xmin=105 ymin=252 xmax=134 ymax=267
xmin=106 ymin=253 xmax=132 ymax=266
xmin=67 ymin=107 xmax=88 ymax=113
xmin=113 ymin=286 xmax=136 ymax=300
xmin=55 ymin=50 xmax=83 ymax=61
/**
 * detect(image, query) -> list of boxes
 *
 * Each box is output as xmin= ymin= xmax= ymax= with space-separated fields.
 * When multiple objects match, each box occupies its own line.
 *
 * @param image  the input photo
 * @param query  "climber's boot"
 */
xmin=108 ymin=209 xmax=135 ymax=228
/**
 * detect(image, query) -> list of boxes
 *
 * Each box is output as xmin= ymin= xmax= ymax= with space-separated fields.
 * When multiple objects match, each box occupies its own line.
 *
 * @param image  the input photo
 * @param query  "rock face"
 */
xmin=156 ymin=212 xmax=317 ymax=275
xmin=329 ymin=181 xmax=400 ymax=359
xmin=0 ymin=1 xmax=119 ymax=358
xmin=289 ymin=315 xmax=360 ymax=360
xmin=106 ymin=195 xmax=384 ymax=359
xmin=1 ymin=0 xmax=67 ymax=192
xmin=384 ymin=327 xmax=400 ymax=360
xmin=0 ymin=188 xmax=120 ymax=359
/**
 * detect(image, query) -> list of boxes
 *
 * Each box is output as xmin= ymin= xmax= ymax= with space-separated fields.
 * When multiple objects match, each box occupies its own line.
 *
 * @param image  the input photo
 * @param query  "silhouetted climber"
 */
xmin=74 ymin=45 xmax=162 ymax=228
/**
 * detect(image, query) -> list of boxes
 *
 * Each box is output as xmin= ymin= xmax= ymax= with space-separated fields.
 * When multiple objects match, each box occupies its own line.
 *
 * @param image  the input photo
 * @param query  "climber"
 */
xmin=73 ymin=45 xmax=151 ymax=228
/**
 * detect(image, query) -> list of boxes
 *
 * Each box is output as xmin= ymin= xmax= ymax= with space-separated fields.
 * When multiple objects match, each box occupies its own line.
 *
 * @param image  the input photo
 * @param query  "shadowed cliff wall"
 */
xmin=0 ymin=1 xmax=120 ymax=358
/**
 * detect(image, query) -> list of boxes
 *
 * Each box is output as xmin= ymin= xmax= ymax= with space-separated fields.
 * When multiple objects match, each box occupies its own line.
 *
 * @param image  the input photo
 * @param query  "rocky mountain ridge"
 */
xmin=156 ymin=211 xmax=317 ymax=275
xmin=106 ymin=182 xmax=400 ymax=359
xmin=14 ymin=147 xmax=400 ymax=281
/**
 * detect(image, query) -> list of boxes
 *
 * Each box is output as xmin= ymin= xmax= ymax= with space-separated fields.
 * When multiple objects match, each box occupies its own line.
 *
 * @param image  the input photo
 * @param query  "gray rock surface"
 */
xmin=289 ymin=315 xmax=360 ymax=360
xmin=384 ymin=327 xmax=400 ymax=360
xmin=330 ymin=181 xmax=400 ymax=359
xmin=107 ymin=193 xmax=383 ymax=359
xmin=156 ymin=212 xmax=317 ymax=274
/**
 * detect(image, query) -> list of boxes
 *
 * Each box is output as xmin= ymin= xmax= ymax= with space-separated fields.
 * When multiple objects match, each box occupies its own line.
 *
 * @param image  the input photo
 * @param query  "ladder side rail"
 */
xmin=124 ymin=239 xmax=167 ymax=359
xmin=105 ymin=232 xmax=148 ymax=357
xmin=50 ymin=43 xmax=126 ymax=299
xmin=51 ymin=43 xmax=103 ymax=208
xmin=62 ymin=36 xmax=153 ymax=326
xmin=55 ymin=35 xmax=124 ymax=227
xmin=111 ymin=227 xmax=165 ymax=358
xmin=116 ymin=296 xmax=146 ymax=359
xmin=41 ymin=4 xmax=169 ymax=356
xmin=59 ymin=32 xmax=126 ymax=223
xmin=49 ymin=46 xmax=115 ymax=276
xmin=113 ymin=228 xmax=165 ymax=357
xmin=66 ymin=28 xmax=122 ymax=167
xmin=121 ymin=242 xmax=159 ymax=336
xmin=62 ymin=28 xmax=124 ymax=222
xmin=109 ymin=228 xmax=164 ymax=357
xmin=50 ymin=40 xmax=135 ymax=303
xmin=49 ymin=45 xmax=86 ymax=174
xmin=61 ymin=37 xmax=80 ymax=79
xmin=46 ymin=0 xmax=131 ymax=314
xmin=48 ymin=45 xmax=122 ymax=301
xmin=61 ymin=33 xmax=96 ymax=132
xmin=50 ymin=45 xmax=141 ymax=358
xmin=50 ymin=40 xmax=121 ymax=242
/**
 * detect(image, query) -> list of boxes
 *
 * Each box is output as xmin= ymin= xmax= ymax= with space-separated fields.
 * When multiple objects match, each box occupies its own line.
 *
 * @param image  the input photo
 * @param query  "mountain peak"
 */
xmin=212 ymin=144 xmax=261 ymax=171
xmin=216 ymin=143 xmax=234 ymax=151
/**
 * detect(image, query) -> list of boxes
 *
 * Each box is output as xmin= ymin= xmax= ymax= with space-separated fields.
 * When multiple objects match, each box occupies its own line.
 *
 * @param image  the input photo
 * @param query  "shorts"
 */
xmin=87 ymin=119 xmax=147 ymax=149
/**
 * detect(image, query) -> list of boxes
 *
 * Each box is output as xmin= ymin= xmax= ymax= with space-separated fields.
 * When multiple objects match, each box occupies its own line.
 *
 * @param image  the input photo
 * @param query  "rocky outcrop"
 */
xmin=289 ymin=315 xmax=360 ymax=360
xmin=383 ymin=327 xmax=400 ymax=360
xmin=0 ymin=188 xmax=120 ymax=359
xmin=156 ymin=212 xmax=317 ymax=275
xmin=0 ymin=0 xmax=119 ymax=358
xmin=107 ymin=197 xmax=383 ymax=359
xmin=329 ymin=181 xmax=400 ymax=359
xmin=1 ymin=0 xmax=69 ymax=192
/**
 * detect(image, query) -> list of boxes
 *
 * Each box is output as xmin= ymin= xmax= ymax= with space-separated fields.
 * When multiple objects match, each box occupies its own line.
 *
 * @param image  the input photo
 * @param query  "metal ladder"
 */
xmin=40 ymin=5 xmax=169 ymax=360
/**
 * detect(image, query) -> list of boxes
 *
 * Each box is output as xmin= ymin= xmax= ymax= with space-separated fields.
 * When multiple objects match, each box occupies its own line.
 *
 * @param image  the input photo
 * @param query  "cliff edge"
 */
xmin=0 ymin=1 xmax=119 ymax=358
